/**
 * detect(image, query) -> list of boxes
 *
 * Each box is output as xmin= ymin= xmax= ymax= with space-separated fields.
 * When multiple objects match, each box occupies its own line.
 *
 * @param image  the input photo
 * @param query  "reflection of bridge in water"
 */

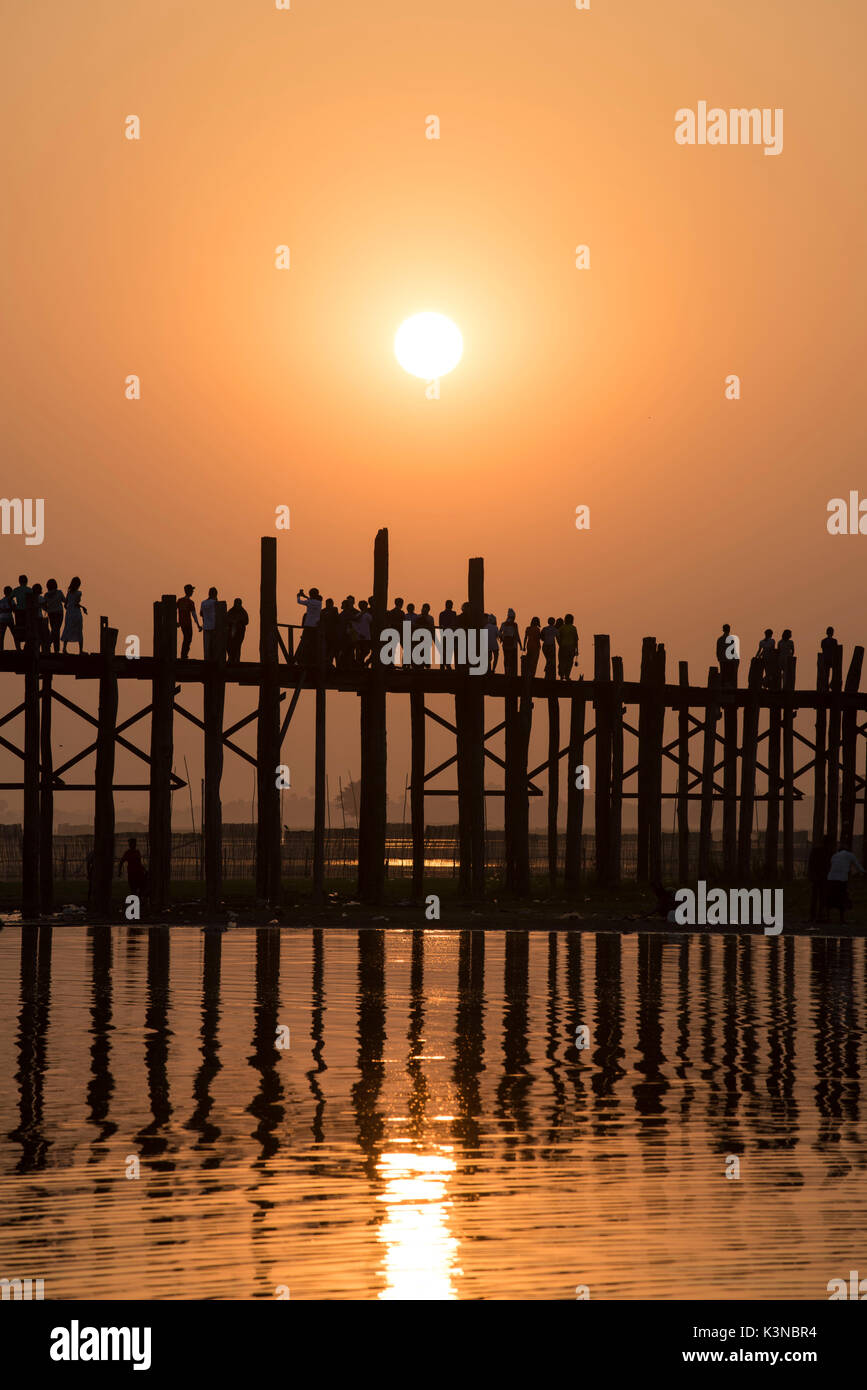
xmin=1 ymin=924 xmax=864 ymax=1298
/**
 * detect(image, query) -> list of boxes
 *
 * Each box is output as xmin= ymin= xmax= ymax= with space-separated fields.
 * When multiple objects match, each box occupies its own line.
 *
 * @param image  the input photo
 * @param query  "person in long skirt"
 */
xmin=61 ymin=576 xmax=87 ymax=654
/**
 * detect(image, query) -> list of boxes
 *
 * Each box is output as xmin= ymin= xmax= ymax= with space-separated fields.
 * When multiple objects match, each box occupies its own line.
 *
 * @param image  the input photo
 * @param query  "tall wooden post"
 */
xmin=841 ymin=647 xmax=863 ymax=850
xmin=312 ymin=683 xmax=327 ymax=904
xmin=547 ymin=693 xmax=559 ymax=887
xmin=782 ymin=656 xmax=796 ymax=880
xmin=514 ymin=669 xmax=532 ymax=897
xmin=22 ymin=594 xmax=40 ymax=917
xmin=93 ymin=622 xmax=119 ymax=914
xmin=593 ymin=637 xmax=612 ymax=884
xmin=358 ymin=529 xmax=388 ymax=904
xmin=737 ymin=657 xmax=762 ymax=878
xmin=722 ymin=683 xmax=738 ymax=880
xmin=698 ymin=668 xmax=720 ymax=880
xmin=812 ymin=653 xmax=827 ymax=846
xmin=204 ymin=602 xmax=227 ymax=916
xmin=826 ymin=648 xmax=842 ymax=847
xmin=467 ymin=559 xmax=486 ymax=899
xmin=564 ymin=692 xmax=585 ymax=892
xmin=149 ymin=594 xmax=176 ymax=911
xmin=39 ymin=671 xmax=54 ymax=913
xmin=610 ymin=656 xmax=624 ymax=882
xmin=765 ymin=698 xmax=781 ymax=880
xmin=648 ymin=643 xmax=666 ymax=883
xmin=636 ymin=636 xmax=655 ymax=882
xmin=256 ymin=539 xmax=281 ymax=904
xmin=410 ymin=689 xmax=425 ymax=901
xmin=677 ymin=661 xmax=690 ymax=883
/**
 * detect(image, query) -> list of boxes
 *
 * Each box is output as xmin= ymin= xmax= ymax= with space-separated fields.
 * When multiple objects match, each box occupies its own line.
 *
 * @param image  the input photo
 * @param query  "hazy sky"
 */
xmin=3 ymin=1 xmax=865 ymax=823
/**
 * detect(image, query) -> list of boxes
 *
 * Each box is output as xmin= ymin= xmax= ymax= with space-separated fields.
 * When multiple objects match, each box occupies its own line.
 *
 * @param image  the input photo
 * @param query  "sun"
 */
xmin=394 ymin=312 xmax=463 ymax=380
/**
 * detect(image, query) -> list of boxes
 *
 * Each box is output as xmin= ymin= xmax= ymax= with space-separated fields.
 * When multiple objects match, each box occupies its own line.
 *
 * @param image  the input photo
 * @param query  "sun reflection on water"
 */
xmin=376 ymin=1149 xmax=461 ymax=1299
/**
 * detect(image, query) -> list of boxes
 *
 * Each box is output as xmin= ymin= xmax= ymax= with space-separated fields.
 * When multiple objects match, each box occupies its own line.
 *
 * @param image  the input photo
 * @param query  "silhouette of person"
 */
xmin=777 ymin=629 xmax=795 ymax=687
xmin=43 ymin=578 xmax=64 ymax=654
xmin=61 ymin=577 xmax=86 ymax=655
xmin=320 ymin=597 xmax=340 ymax=668
xmin=200 ymin=586 xmax=219 ymax=660
xmin=820 ymin=626 xmax=839 ymax=689
xmin=118 ymin=837 xmax=147 ymax=899
xmin=756 ymin=629 xmax=776 ymax=688
xmin=296 ymin=586 xmax=322 ymax=665
xmin=716 ymin=623 xmax=739 ymax=687
xmin=31 ymin=583 xmax=50 ymax=653
xmin=0 ymin=586 xmax=14 ymax=651
xmin=12 ymin=574 xmax=31 ymax=650
xmin=177 ymin=584 xmax=201 ymax=660
xmin=826 ymin=843 xmax=865 ymax=926
xmin=499 ymin=609 xmax=522 ymax=677
xmin=439 ymin=600 xmax=456 ymax=669
xmin=541 ymin=616 xmax=557 ymax=680
xmin=353 ymin=599 xmax=372 ymax=666
xmin=558 ymin=613 xmax=578 ymax=680
xmin=523 ymin=616 xmax=542 ymax=679
xmin=226 ymin=598 xmax=249 ymax=662
xmin=486 ymin=613 xmax=499 ymax=672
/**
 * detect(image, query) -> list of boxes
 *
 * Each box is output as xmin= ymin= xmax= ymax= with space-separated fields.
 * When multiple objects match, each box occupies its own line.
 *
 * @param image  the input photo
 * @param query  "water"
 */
xmin=0 ymin=925 xmax=865 ymax=1300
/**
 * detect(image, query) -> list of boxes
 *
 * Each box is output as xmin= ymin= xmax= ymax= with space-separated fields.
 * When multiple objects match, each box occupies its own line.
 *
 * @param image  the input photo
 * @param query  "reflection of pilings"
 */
xmin=738 ymin=938 xmax=758 ymax=1102
xmin=307 ymin=928 xmax=326 ymax=1143
xmin=135 ymin=926 xmax=174 ymax=1167
xmin=765 ymin=936 xmax=799 ymax=1148
xmin=186 ymin=927 xmax=223 ymax=1156
xmin=86 ymin=926 xmax=116 ymax=1150
xmin=564 ymin=932 xmax=588 ymax=1115
xmin=452 ymin=930 xmax=485 ymax=1153
xmin=632 ymin=935 xmax=669 ymax=1123
xmin=407 ymin=929 xmax=429 ymax=1137
xmin=542 ymin=933 xmax=567 ymax=1150
xmin=352 ymin=930 xmax=386 ymax=1177
xmin=246 ymin=927 xmax=284 ymax=1160
xmin=591 ymin=934 xmax=625 ymax=1127
xmin=495 ymin=932 xmax=532 ymax=1152
xmin=811 ymin=939 xmax=860 ymax=1134
xmin=9 ymin=925 xmax=52 ymax=1172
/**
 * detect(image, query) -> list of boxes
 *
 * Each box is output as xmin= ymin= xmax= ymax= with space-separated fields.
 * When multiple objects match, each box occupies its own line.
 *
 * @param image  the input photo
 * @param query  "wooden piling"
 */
xmin=636 ymin=637 xmax=655 ymax=882
xmin=256 ymin=538 xmax=282 ymax=904
xmin=677 ymin=661 xmax=689 ymax=883
xmin=547 ymin=692 xmax=559 ymax=888
xmin=204 ymin=602 xmax=227 ymax=916
xmin=312 ymin=682 xmax=327 ymax=904
xmin=812 ymin=653 xmax=827 ymax=846
xmin=564 ymin=691 xmax=586 ymax=892
xmin=722 ymin=681 xmax=738 ymax=880
xmin=765 ymin=698 xmax=781 ymax=880
xmin=467 ymin=558 xmax=486 ymax=899
xmin=22 ymin=594 xmax=40 ymax=917
xmin=92 ymin=622 xmax=119 ymax=914
xmin=737 ymin=657 xmax=762 ymax=879
xmin=148 ymin=595 xmax=176 ymax=911
xmin=648 ymin=642 xmax=666 ymax=883
xmin=610 ymin=656 xmax=624 ymax=882
xmin=841 ymin=646 xmax=864 ymax=849
xmin=358 ymin=528 xmax=388 ymax=904
xmin=410 ymin=688 xmax=425 ymax=901
xmin=593 ymin=636 xmax=612 ymax=884
xmin=826 ymin=650 xmax=842 ymax=846
xmin=782 ymin=657 xmax=796 ymax=880
xmin=698 ymin=668 xmax=720 ymax=880
xmin=39 ymin=671 xmax=53 ymax=913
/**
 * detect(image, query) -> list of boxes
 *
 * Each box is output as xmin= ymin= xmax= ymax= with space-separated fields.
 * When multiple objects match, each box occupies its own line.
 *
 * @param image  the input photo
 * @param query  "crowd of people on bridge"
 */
xmin=294 ymin=588 xmax=582 ymax=679
xmin=716 ymin=625 xmax=840 ymax=689
xmin=0 ymin=574 xmax=87 ymax=654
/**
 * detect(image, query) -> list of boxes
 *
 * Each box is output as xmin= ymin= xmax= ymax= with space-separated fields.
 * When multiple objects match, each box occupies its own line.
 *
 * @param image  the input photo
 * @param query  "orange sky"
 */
xmin=2 ymin=0 xmax=866 ymax=822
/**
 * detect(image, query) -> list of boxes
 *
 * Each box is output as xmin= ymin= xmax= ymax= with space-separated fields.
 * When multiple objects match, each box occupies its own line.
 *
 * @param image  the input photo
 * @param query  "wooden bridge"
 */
xmin=1 ymin=532 xmax=865 ymax=916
